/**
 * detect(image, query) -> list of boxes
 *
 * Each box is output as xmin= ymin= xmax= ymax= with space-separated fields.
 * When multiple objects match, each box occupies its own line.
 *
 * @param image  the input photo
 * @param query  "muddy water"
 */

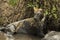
xmin=13 ymin=34 xmax=41 ymax=40
xmin=0 ymin=32 xmax=41 ymax=40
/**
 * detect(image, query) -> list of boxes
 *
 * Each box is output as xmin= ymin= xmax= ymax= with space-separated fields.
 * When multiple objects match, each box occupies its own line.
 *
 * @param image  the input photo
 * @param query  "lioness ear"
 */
xmin=33 ymin=7 xmax=38 ymax=13
xmin=33 ymin=7 xmax=42 ymax=14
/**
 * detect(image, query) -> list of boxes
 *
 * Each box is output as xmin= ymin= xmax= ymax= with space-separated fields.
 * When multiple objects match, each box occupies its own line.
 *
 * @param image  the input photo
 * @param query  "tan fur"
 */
xmin=33 ymin=7 xmax=42 ymax=14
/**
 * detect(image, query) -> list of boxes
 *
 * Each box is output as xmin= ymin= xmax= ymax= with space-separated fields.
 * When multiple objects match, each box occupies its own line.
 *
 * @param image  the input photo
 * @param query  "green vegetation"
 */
xmin=9 ymin=0 xmax=18 ymax=6
xmin=9 ymin=0 xmax=59 ymax=17
xmin=0 ymin=0 xmax=60 ymax=26
xmin=26 ymin=0 xmax=59 ymax=19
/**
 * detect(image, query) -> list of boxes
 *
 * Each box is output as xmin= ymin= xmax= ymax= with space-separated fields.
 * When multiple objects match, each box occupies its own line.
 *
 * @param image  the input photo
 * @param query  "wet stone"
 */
xmin=0 ymin=32 xmax=6 ymax=40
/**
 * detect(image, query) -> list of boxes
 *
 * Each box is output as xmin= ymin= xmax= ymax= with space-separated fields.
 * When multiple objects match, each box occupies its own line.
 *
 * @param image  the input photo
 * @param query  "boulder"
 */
xmin=42 ymin=31 xmax=60 ymax=40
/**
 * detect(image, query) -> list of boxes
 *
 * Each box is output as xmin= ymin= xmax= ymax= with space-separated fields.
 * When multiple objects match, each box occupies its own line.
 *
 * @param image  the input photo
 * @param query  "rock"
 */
xmin=42 ymin=31 xmax=60 ymax=40
xmin=0 ymin=32 xmax=6 ymax=40
xmin=0 ymin=31 xmax=14 ymax=40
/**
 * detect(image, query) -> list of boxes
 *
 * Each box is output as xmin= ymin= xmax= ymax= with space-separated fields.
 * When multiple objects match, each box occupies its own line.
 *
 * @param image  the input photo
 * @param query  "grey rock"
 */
xmin=42 ymin=31 xmax=60 ymax=40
